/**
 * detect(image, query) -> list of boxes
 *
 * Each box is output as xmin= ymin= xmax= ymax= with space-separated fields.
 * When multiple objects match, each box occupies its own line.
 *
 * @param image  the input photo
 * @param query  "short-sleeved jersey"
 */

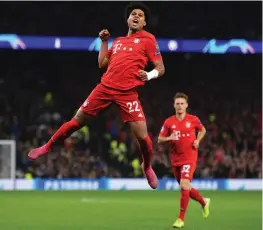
xmin=101 ymin=30 xmax=162 ymax=90
xmin=159 ymin=114 xmax=204 ymax=166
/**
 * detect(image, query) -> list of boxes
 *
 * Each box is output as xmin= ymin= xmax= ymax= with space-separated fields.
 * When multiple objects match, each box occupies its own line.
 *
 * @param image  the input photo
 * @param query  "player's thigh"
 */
xmin=80 ymin=84 xmax=112 ymax=118
xmin=116 ymin=97 xmax=145 ymax=122
xmin=74 ymin=108 xmax=94 ymax=125
xmin=129 ymin=120 xmax=148 ymax=140
xmin=120 ymin=99 xmax=147 ymax=138
xmin=173 ymin=166 xmax=181 ymax=184
xmin=179 ymin=164 xmax=196 ymax=181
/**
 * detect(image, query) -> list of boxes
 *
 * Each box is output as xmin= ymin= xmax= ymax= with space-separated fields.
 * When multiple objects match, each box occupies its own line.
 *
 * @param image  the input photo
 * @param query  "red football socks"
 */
xmin=138 ymin=136 xmax=152 ymax=169
xmin=179 ymin=188 xmax=190 ymax=221
xmin=190 ymin=187 xmax=206 ymax=206
xmin=45 ymin=118 xmax=81 ymax=151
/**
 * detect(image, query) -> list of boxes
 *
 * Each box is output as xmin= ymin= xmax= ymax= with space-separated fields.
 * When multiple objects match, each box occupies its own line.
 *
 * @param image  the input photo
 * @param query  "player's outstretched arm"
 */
xmin=98 ymin=29 xmax=110 ymax=69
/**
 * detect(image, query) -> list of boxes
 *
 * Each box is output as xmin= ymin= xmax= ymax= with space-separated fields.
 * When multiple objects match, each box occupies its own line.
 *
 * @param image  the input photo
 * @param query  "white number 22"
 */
xmin=182 ymin=165 xmax=190 ymax=173
xmin=126 ymin=101 xmax=140 ymax=113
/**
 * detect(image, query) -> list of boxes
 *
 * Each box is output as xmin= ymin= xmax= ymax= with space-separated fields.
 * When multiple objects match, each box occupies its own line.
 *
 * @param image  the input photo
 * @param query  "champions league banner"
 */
xmin=0 ymin=179 xmax=262 ymax=190
xmin=0 ymin=34 xmax=261 ymax=54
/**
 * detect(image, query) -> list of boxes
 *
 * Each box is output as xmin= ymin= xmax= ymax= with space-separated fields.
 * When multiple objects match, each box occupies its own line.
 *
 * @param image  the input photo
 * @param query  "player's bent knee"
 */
xmin=74 ymin=108 xmax=93 ymax=126
xmin=136 ymin=133 xmax=148 ymax=141
xmin=180 ymin=179 xmax=191 ymax=190
xmin=129 ymin=121 xmax=148 ymax=140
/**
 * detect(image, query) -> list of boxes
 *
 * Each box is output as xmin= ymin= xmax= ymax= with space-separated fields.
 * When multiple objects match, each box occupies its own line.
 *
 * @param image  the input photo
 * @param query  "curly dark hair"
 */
xmin=125 ymin=2 xmax=151 ymax=24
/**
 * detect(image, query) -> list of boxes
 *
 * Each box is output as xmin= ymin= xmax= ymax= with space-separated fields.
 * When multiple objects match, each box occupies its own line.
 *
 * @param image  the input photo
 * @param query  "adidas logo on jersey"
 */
xmin=172 ymin=125 xmax=176 ymax=128
xmin=138 ymin=113 xmax=144 ymax=118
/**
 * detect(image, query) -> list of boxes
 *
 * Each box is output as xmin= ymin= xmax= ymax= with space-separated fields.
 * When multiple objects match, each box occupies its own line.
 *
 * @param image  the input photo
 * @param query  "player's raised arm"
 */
xmin=98 ymin=29 xmax=111 ymax=69
xmin=139 ymin=36 xmax=165 ymax=81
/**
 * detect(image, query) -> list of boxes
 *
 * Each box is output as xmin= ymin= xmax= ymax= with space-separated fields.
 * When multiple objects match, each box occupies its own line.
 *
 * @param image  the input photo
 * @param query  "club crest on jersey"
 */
xmin=172 ymin=125 xmax=176 ymax=129
xmin=186 ymin=122 xmax=191 ymax=128
xmin=134 ymin=38 xmax=140 ymax=44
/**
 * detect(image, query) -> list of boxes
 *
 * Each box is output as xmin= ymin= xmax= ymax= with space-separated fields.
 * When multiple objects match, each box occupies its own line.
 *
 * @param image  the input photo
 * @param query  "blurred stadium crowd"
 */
xmin=0 ymin=2 xmax=261 ymax=179
xmin=0 ymin=51 xmax=261 ymax=179
xmin=0 ymin=2 xmax=261 ymax=39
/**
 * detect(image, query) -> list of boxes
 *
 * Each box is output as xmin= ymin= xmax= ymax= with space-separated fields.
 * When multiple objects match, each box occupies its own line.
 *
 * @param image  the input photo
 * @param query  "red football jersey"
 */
xmin=101 ymin=30 xmax=162 ymax=90
xmin=159 ymin=113 xmax=204 ymax=166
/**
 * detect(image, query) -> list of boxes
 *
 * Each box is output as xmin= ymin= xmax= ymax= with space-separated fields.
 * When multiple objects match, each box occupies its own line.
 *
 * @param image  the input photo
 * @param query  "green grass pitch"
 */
xmin=0 ymin=191 xmax=261 ymax=230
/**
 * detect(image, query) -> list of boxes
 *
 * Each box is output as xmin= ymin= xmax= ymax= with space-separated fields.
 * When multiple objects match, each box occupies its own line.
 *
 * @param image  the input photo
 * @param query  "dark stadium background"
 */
xmin=0 ymin=2 xmax=261 ymax=230
xmin=0 ymin=1 xmax=261 ymax=179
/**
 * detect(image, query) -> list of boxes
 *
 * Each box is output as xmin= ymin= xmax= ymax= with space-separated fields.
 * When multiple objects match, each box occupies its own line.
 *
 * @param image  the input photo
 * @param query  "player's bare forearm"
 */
xmin=98 ymin=41 xmax=109 ymax=68
xmin=153 ymin=60 xmax=165 ymax=77
xmin=196 ymin=127 xmax=206 ymax=142
xmin=138 ymin=60 xmax=165 ymax=81
xmin=157 ymin=136 xmax=170 ymax=144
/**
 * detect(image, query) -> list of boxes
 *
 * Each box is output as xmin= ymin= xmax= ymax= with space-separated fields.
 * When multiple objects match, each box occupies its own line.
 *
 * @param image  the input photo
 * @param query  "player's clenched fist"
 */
xmin=139 ymin=69 xmax=159 ymax=81
xmin=168 ymin=131 xmax=179 ymax=141
xmin=138 ymin=70 xmax=148 ymax=81
xmin=99 ymin=29 xmax=110 ymax=41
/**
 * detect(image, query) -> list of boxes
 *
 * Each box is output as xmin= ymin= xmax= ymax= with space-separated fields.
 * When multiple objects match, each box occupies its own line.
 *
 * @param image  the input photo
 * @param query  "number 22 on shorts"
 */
xmin=182 ymin=164 xmax=190 ymax=173
xmin=126 ymin=101 xmax=140 ymax=113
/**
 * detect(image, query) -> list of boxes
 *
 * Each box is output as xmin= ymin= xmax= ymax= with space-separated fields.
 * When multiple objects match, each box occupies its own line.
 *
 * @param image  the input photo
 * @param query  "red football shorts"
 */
xmin=80 ymin=83 xmax=145 ymax=123
xmin=173 ymin=163 xmax=196 ymax=182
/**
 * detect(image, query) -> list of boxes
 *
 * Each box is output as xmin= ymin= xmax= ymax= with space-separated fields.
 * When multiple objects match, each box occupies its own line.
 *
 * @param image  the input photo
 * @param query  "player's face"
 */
xmin=174 ymin=98 xmax=188 ymax=114
xmin=127 ymin=9 xmax=146 ymax=31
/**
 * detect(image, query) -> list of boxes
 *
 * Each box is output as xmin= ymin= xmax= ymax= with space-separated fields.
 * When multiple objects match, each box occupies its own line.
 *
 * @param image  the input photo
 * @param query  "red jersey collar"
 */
xmin=174 ymin=113 xmax=188 ymax=122
xmin=127 ymin=30 xmax=144 ymax=38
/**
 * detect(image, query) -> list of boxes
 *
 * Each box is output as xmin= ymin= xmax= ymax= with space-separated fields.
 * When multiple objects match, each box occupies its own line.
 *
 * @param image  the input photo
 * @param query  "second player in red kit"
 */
xmin=28 ymin=2 xmax=165 ymax=189
xmin=158 ymin=92 xmax=210 ymax=228
xmin=160 ymin=108 xmax=203 ymax=179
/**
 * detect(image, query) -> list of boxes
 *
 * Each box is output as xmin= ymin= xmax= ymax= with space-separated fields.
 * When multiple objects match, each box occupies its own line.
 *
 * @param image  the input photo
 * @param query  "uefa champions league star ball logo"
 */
xmin=156 ymin=43 xmax=160 ymax=50
xmin=83 ymin=100 xmax=89 ymax=107
xmin=134 ymin=38 xmax=140 ymax=44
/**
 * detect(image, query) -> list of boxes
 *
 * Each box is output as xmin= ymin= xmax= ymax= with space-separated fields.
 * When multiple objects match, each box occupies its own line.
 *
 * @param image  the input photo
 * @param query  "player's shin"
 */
xmin=138 ymin=136 xmax=152 ymax=169
xmin=138 ymin=135 xmax=158 ymax=189
xmin=45 ymin=118 xmax=82 ymax=151
xmin=179 ymin=188 xmax=190 ymax=221
xmin=190 ymin=187 xmax=206 ymax=206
